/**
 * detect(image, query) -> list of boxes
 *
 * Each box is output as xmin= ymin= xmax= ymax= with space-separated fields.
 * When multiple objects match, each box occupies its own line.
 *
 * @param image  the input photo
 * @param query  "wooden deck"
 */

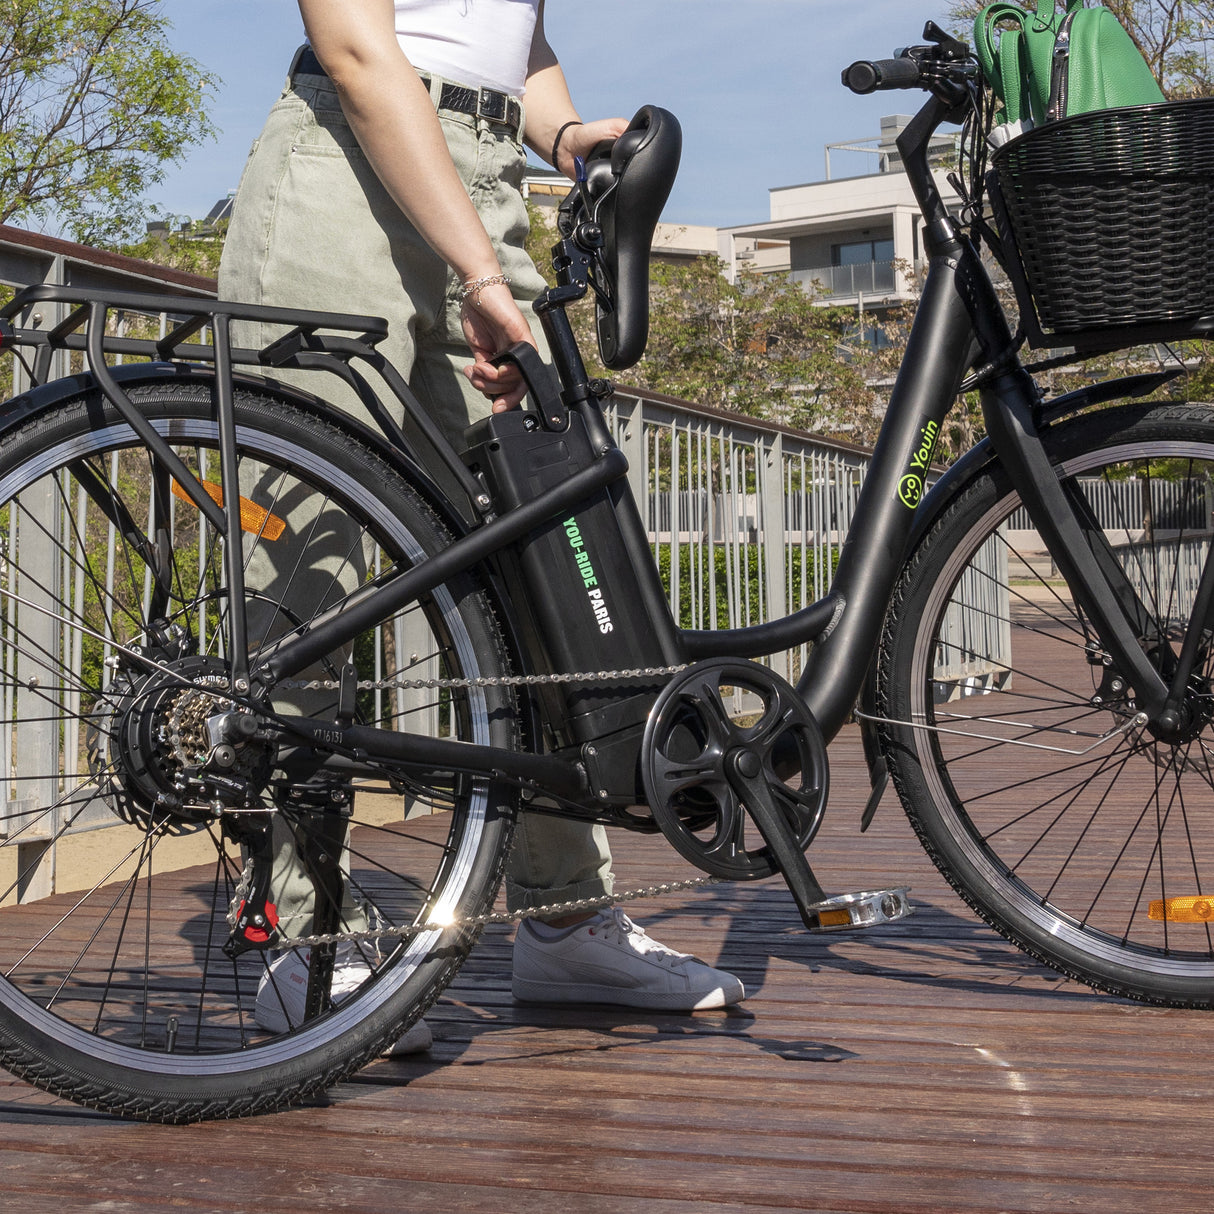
xmin=1 ymin=725 xmax=1213 ymax=1212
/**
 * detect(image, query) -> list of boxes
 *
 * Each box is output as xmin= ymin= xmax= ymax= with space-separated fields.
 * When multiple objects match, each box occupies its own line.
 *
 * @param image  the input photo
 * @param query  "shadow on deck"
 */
xmin=0 ymin=725 xmax=1211 ymax=1212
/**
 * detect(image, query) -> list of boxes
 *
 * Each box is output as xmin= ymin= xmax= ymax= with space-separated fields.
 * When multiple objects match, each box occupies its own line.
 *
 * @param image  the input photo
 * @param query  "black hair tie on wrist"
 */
xmin=551 ymin=120 xmax=584 ymax=173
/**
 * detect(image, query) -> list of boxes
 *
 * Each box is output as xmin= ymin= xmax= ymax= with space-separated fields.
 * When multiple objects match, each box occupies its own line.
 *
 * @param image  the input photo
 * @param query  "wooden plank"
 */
xmin=0 ymin=722 xmax=1211 ymax=1213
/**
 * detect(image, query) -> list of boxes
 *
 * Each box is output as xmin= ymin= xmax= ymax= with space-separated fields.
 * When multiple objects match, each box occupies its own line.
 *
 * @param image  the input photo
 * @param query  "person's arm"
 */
xmin=522 ymin=0 xmax=628 ymax=177
xmin=298 ymin=0 xmax=531 ymax=408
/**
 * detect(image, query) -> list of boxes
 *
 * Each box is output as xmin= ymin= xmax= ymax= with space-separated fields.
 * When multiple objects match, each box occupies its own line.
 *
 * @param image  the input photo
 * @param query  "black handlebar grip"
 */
xmin=841 ymin=56 xmax=922 ymax=94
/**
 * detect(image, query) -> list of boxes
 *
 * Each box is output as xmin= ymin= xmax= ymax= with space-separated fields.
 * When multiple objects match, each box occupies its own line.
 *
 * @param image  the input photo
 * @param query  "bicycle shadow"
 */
xmin=4 ymin=874 xmax=1099 ymax=1123
xmin=625 ymin=879 xmax=1114 ymax=1006
xmin=323 ymin=889 xmax=1087 ymax=1100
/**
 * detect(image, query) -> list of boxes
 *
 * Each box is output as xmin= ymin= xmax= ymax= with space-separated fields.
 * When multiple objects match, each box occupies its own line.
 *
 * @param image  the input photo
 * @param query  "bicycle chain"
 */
xmin=279 ymin=663 xmax=687 ymax=693
xmin=232 ymin=663 xmax=710 ymax=949
xmin=226 ymin=858 xmax=722 ymax=950
xmin=280 ymin=875 xmax=725 ymax=951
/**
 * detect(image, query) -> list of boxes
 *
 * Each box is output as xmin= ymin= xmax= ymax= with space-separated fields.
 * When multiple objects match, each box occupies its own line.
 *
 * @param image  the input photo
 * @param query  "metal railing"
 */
xmin=1124 ymin=532 xmax=1214 ymax=625
xmin=0 ymin=225 xmax=1010 ymax=872
xmin=791 ymin=260 xmax=900 ymax=300
xmin=1008 ymin=475 xmax=1214 ymax=533
xmin=0 ymin=223 xmax=215 ymax=394
xmin=604 ymin=389 xmax=1011 ymax=706
xmin=605 ymin=390 xmax=871 ymax=685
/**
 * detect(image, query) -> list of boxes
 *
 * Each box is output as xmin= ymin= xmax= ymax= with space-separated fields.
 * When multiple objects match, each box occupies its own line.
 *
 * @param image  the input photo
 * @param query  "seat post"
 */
xmin=532 ymin=242 xmax=598 ymax=408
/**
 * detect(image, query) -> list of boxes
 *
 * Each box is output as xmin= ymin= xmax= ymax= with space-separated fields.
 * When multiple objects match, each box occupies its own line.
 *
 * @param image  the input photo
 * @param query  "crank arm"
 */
xmin=722 ymin=746 xmax=829 ymax=929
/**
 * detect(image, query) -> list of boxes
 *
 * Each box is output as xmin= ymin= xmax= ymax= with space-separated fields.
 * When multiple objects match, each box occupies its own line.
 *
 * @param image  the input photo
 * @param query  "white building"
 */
xmin=717 ymin=116 xmax=963 ymax=315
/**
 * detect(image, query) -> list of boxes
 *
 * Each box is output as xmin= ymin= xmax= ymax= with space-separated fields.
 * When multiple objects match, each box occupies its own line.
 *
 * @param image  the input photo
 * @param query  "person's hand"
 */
xmin=555 ymin=116 xmax=629 ymax=177
xmin=460 ymin=278 xmax=537 ymax=412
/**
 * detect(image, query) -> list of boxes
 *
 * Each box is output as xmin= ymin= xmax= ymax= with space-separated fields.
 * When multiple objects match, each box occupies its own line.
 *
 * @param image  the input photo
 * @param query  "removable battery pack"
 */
xmin=462 ymin=409 xmax=667 ymax=749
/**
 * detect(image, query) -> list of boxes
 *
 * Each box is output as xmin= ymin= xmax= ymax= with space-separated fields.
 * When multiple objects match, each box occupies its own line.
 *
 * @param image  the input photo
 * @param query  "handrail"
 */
xmin=0 ymin=225 xmax=1014 ymax=865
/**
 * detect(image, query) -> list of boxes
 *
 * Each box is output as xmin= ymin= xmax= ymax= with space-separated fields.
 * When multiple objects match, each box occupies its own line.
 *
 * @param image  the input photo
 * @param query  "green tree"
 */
xmin=120 ymin=217 xmax=228 ymax=278
xmin=634 ymin=257 xmax=878 ymax=440
xmin=526 ymin=204 xmax=882 ymax=441
xmin=0 ymin=0 xmax=217 ymax=245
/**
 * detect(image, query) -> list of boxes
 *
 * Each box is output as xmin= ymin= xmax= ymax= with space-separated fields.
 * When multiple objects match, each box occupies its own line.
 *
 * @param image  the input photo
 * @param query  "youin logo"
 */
xmin=898 ymin=419 xmax=939 ymax=509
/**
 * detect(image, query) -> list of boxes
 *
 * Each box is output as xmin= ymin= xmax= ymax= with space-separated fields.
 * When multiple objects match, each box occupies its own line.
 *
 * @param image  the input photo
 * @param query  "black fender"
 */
xmin=854 ymin=370 xmax=1174 ymax=828
xmin=0 ymin=361 xmax=469 ymax=537
xmin=0 ymin=362 xmax=544 ymax=752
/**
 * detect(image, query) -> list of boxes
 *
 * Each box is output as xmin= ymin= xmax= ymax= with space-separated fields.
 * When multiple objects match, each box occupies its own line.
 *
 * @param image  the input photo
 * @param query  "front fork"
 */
xmin=979 ymin=369 xmax=1171 ymax=717
xmin=874 ymin=229 xmax=1177 ymax=730
xmin=811 ymin=228 xmax=1177 ymax=819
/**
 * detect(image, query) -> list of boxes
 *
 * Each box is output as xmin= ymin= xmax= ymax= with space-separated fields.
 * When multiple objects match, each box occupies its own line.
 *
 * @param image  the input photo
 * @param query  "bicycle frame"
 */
xmin=0 ymin=87 xmax=1192 ymax=819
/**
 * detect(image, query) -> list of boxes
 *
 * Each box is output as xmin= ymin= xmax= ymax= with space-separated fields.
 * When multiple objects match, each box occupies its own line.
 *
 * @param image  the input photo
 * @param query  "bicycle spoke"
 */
xmin=885 ymin=413 xmax=1214 ymax=1001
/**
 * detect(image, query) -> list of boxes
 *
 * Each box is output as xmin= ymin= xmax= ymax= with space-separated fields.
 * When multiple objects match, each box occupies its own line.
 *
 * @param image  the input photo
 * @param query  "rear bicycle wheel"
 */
xmin=880 ymin=402 xmax=1214 ymax=1005
xmin=0 ymin=373 xmax=517 ymax=1120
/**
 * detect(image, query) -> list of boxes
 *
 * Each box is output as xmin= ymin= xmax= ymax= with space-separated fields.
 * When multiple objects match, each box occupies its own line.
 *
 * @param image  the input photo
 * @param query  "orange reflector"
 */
xmin=817 ymin=908 xmax=853 ymax=928
xmin=1149 ymin=896 xmax=1214 ymax=923
xmin=171 ymin=479 xmax=286 ymax=540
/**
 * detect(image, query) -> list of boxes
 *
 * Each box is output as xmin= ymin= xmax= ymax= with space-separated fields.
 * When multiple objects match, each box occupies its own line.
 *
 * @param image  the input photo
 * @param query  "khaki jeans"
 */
xmin=218 ymin=58 xmax=613 ymax=926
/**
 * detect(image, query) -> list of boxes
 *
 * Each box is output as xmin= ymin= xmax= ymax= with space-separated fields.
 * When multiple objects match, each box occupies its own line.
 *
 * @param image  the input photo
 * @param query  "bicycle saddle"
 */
xmin=573 ymin=105 xmax=682 ymax=370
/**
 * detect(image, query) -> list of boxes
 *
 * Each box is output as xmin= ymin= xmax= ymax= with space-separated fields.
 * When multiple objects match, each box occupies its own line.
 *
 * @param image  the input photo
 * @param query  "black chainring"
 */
xmin=640 ymin=658 xmax=828 ymax=880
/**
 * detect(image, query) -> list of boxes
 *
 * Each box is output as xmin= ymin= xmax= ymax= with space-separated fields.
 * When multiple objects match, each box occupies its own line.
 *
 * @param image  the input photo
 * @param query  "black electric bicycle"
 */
xmin=0 ymin=23 xmax=1213 ymax=1122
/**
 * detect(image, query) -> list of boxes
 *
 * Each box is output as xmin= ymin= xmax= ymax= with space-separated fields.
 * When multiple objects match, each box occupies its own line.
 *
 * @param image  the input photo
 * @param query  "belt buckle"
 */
xmin=477 ymin=86 xmax=507 ymax=124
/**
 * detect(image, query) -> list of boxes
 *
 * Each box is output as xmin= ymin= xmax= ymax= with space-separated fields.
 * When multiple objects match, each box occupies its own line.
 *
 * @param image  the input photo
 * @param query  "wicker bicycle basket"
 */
xmin=990 ymin=98 xmax=1214 ymax=348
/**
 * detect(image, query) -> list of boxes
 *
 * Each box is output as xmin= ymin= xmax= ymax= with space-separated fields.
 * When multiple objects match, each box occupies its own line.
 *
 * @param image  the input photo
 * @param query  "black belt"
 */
xmin=292 ymin=46 xmax=523 ymax=134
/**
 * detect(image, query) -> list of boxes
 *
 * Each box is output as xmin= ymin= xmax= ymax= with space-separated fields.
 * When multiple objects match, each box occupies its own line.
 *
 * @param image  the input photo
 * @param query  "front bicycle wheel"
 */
xmin=880 ymin=402 xmax=1214 ymax=1006
xmin=0 ymin=372 xmax=517 ymax=1120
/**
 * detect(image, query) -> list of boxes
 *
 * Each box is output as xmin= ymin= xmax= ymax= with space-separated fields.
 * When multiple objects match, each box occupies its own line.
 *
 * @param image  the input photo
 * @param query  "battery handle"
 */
xmin=490 ymin=342 xmax=568 ymax=432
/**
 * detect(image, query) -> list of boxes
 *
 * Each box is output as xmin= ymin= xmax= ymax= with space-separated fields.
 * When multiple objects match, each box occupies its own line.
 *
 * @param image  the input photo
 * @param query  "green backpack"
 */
xmin=974 ymin=0 xmax=1164 ymax=128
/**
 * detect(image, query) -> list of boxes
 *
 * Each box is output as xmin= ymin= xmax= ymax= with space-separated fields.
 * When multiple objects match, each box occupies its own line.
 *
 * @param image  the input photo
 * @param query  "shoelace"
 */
xmin=587 ymin=908 xmax=693 ymax=964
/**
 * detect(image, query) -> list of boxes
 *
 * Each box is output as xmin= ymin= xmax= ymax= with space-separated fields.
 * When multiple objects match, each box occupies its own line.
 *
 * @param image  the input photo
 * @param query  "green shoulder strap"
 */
xmin=975 ymin=1 xmax=1032 ymax=121
xmin=976 ymin=0 xmax=1084 ymax=125
xmin=974 ymin=1 xmax=1031 ymax=85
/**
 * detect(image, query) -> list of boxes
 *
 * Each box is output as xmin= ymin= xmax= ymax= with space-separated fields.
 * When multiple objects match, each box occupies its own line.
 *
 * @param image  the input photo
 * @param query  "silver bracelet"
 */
xmin=458 ymin=273 xmax=511 ymax=306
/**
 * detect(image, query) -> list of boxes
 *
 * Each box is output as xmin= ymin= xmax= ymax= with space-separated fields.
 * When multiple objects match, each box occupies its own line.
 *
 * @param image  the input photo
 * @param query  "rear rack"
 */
xmin=0 ymin=283 xmax=492 ymax=513
xmin=0 ymin=283 xmax=390 ymax=387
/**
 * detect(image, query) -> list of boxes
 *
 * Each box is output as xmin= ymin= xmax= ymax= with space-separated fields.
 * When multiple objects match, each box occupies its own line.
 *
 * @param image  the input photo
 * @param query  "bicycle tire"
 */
xmin=0 ymin=373 xmax=518 ymax=1120
xmin=880 ymin=401 xmax=1214 ymax=1006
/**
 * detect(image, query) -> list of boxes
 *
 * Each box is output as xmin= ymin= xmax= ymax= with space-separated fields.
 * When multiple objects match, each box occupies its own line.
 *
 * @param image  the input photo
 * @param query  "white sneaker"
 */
xmin=511 ymin=908 xmax=745 ymax=1010
xmin=254 ymin=947 xmax=432 ymax=1055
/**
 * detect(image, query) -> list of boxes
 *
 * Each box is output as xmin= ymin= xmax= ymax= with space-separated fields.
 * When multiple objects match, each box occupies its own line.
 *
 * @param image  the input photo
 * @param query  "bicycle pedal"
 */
xmin=805 ymin=887 xmax=912 ymax=932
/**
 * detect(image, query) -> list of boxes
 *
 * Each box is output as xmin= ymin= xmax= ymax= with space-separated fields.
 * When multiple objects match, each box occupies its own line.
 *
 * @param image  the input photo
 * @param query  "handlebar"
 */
xmin=841 ymin=23 xmax=976 ymax=99
xmin=841 ymin=56 xmax=922 ymax=95
xmin=836 ymin=23 xmax=979 ymax=240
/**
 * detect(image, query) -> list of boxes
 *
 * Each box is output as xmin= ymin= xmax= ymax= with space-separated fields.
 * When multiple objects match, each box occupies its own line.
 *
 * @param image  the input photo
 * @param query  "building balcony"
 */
xmin=791 ymin=260 xmax=903 ymax=302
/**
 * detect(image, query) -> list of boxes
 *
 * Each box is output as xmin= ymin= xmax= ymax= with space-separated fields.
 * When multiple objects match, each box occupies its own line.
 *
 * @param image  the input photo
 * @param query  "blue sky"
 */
xmin=158 ymin=0 xmax=946 ymax=229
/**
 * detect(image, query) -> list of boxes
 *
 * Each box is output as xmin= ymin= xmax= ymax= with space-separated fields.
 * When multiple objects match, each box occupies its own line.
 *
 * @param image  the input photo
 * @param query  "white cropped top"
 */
xmin=395 ymin=0 xmax=540 ymax=96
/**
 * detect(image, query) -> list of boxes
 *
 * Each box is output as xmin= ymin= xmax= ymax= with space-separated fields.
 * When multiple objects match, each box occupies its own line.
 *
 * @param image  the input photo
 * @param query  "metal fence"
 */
xmin=604 ymin=389 xmax=1011 ymax=704
xmin=1008 ymin=475 xmax=1214 ymax=533
xmin=605 ymin=390 xmax=871 ymax=685
xmin=1124 ymin=533 xmax=1213 ymax=625
xmin=0 ymin=225 xmax=1001 ymax=874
